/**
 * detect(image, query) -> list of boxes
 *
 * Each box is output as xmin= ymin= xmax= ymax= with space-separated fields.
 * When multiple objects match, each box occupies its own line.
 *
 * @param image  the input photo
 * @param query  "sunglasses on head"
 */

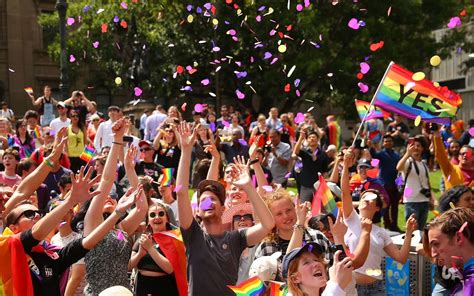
xmin=149 ymin=211 xmax=166 ymax=218
xmin=15 ymin=209 xmax=41 ymax=224
xmin=140 ymin=147 xmax=152 ymax=152
xmin=232 ymin=214 xmax=253 ymax=222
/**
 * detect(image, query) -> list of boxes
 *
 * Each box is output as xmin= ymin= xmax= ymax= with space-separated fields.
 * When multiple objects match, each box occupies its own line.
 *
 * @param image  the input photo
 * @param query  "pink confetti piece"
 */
xmin=447 ymin=16 xmax=461 ymax=28
xmin=358 ymin=82 xmax=369 ymax=93
xmin=134 ymin=87 xmax=142 ymax=97
xmin=360 ymin=62 xmax=370 ymax=74
xmin=236 ymin=89 xmax=245 ymax=99
xmin=404 ymin=187 xmax=413 ymax=196
xmin=120 ymin=2 xmax=128 ymax=9
xmin=227 ymin=29 xmax=236 ymax=36
xmin=173 ymin=185 xmax=182 ymax=192
xmin=222 ymin=120 xmax=230 ymax=128
xmin=69 ymin=54 xmax=76 ymax=63
xmin=200 ymin=197 xmax=213 ymax=211
xmin=348 ymin=18 xmax=360 ymax=30
xmin=405 ymin=81 xmax=415 ymax=90
xmin=201 ymin=79 xmax=210 ymax=86
xmin=262 ymin=185 xmax=273 ymax=192
xmin=469 ymin=127 xmax=474 ymax=136
xmin=285 ymin=172 xmax=292 ymax=178
xmin=92 ymin=41 xmax=99 ymax=48
xmin=294 ymin=112 xmax=305 ymax=124
xmin=256 ymin=15 xmax=262 ymax=22
xmin=181 ymin=102 xmax=187 ymax=112
xmin=116 ymin=230 xmax=125 ymax=241
xmin=296 ymin=4 xmax=303 ymax=11
xmin=459 ymin=221 xmax=468 ymax=233
xmin=67 ymin=17 xmax=75 ymax=26
xmin=194 ymin=103 xmax=203 ymax=113
xmin=264 ymin=52 xmax=272 ymax=59
xmin=371 ymin=159 xmax=380 ymax=167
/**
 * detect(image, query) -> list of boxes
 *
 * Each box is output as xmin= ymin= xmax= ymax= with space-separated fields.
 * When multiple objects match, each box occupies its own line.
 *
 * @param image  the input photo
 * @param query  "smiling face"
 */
xmin=290 ymin=252 xmax=327 ymax=292
xmin=227 ymin=185 xmax=249 ymax=205
xmin=458 ymin=147 xmax=473 ymax=168
xmin=8 ymin=204 xmax=42 ymax=234
xmin=232 ymin=210 xmax=254 ymax=230
xmin=449 ymin=142 xmax=461 ymax=157
xmin=269 ymin=198 xmax=296 ymax=232
xmin=103 ymin=196 xmax=117 ymax=213
xmin=148 ymin=204 xmax=169 ymax=233
xmin=456 ymin=191 xmax=474 ymax=209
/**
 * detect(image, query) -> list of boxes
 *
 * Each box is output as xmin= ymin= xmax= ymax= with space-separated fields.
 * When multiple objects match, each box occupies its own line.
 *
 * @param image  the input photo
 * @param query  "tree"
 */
xmin=39 ymin=0 xmax=473 ymax=119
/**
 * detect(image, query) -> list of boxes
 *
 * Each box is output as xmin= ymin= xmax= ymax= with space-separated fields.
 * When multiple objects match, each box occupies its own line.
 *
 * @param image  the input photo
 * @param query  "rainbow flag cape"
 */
xmin=160 ymin=168 xmax=175 ymax=186
xmin=355 ymin=99 xmax=390 ymax=121
xmin=327 ymin=121 xmax=341 ymax=150
xmin=153 ymin=228 xmax=188 ymax=296
xmin=32 ymin=126 xmax=41 ymax=139
xmin=227 ymin=276 xmax=265 ymax=296
xmin=373 ymin=62 xmax=461 ymax=124
xmin=269 ymin=281 xmax=288 ymax=296
xmin=314 ymin=174 xmax=338 ymax=217
xmin=0 ymin=228 xmax=34 ymax=296
xmin=79 ymin=146 xmax=96 ymax=163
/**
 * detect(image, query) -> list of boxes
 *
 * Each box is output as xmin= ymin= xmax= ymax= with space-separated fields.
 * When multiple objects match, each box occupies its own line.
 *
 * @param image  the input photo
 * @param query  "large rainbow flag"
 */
xmin=227 ymin=276 xmax=265 ymax=296
xmin=355 ymin=99 xmax=390 ymax=121
xmin=373 ymin=62 xmax=461 ymax=124
xmin=313 ymin=174 xmax=338 ymax=217
xmin=0 ymin=228 xmax=34 ymax=296
xmin=153 ymin=228 xmax=188 ymax=296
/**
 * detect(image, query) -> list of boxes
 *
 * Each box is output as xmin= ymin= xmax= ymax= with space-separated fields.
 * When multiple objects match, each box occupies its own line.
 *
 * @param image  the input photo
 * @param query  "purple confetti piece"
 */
xmin=196 ymin=7 xmax=202 ymax=14
xmin=238 ymin=138 xmax=247 ymax=146
xmin=358 ymin=20 xmax=366 ymax=27
xmin=308 ymin=244 xmax=314 ymax=252
xmin=258 ymin=6 xmax=266 ymax=12
xmin=200 ymin=197 xmax=213 ymax=211
xmin=395 ymin=176 xmax=403 ymax=187
xmin=120 ymin=2 xmax=128 ymax=9
xmin=83 ymin=5 xmax=90 ymax=13
xmin=262 ymin=185 xmax=273 ymax=192
xmin=117 ymin=230 xmax=125 ymax=241
xmin=294 ymin=79 xmax=301 ymax=87
xmin=204 ymin=3 xmax=212 ymax=10
xmin=209 ymin=122 xmax=216 ymax=132
xmin=181 ymin=86 xmax=193 ymax=92
xmin=186 ymin=5 xmax=193 ymax=12
xmin=113 ymin=16 xmax=120 ymax=23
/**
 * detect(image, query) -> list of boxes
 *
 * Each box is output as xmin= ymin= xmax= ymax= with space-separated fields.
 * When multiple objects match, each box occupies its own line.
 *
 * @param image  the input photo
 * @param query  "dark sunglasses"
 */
xmin=149 ymin=211 xmax=166 ymax=218
xmin=70 ymin=115 xmax=79 ymax=118
xmin=140 ymin=147 xmax=152 ymax=152
xmin=15 ymin=210 xmax=41 ymax=224
xmin=232 ymin=214 xmax=253 ymax=222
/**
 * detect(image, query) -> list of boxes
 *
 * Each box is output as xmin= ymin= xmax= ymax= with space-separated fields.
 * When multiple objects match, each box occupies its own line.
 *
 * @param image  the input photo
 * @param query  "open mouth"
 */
xmin=313 ymin=270 xmax=324 ymax=278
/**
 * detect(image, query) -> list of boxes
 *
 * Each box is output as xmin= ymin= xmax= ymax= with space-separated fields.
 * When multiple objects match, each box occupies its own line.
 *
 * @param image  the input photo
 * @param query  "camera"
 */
xmin=264 ymin=142 xmax=273 ymax=153
xmin=329 ymin=244 xmax=347 ymax=261
xmin=420 ymin=188 xmax=431 ymax=198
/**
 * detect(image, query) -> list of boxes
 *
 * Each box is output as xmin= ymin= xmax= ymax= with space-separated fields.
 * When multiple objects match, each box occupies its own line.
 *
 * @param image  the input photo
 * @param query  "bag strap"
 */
xmin=412 ymin=159 xmax=431 ymax=190
xmin=401 ymin=158 xmax=413 ymax=192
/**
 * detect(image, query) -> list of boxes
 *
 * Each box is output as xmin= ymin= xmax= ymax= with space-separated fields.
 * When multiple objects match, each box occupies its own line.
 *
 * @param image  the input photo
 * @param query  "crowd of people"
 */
xmin=0 ymin=85 xmax=473 ymax=296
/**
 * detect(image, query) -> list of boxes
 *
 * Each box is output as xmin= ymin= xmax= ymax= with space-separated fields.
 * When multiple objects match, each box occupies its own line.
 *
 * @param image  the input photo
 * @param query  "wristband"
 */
xmin=112 ymin=141 xmax=124 ymax=146
xmin=249 ymin=159 xmax=259 ymax=165
xmin=293 ymin=224 xmax=305 ymax=231
xmin=115 ymin=208 xmax=127 ymax=217
xmin=44 ymin=158 xmax=54 ymax=168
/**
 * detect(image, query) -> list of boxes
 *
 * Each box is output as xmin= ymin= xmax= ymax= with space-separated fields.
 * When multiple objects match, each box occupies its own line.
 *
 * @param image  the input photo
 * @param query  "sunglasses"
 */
xmin=140 ymin=147 xmax=152 ymax=152
xmin=232 ymin=214 xmax=253 ymax=222
xmin=70 ymin=115 xmax=79 ymax=118
xmin=15 ymin=209 xmax=41 ymax=224
xmin=149 ymin=211 xmax=166 ymax=218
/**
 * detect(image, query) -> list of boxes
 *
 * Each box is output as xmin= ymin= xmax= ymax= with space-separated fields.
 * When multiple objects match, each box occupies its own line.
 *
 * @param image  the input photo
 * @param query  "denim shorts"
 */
xmin=356 ymin=280 xmax=385 ymax=296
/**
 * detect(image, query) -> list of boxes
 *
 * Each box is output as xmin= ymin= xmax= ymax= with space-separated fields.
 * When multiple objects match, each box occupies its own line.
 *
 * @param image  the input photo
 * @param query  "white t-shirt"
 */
xmin=401 ymin=158 xmax=430 ymax=203
xmin=51 ymin=231 xmax=81 ymax=247
xmin=49 ymin=117 xmax=71 ymax=134
xmin=344 ymin=209 xmax=392 ymax=280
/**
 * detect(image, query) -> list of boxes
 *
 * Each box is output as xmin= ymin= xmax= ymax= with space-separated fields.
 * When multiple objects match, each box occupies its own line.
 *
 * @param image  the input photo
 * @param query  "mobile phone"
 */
xmin=408 ymin=137 xmax=414 ymax=145
xmin=329 ymin=244 xmax=347 ymax=261
xmin=123 ymin=136 xmax=133 ymax=143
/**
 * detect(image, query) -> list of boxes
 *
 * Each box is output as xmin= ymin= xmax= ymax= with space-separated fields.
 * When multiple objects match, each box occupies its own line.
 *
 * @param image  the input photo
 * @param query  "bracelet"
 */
xmin=115 ymin=208 xmax=127 ymax=217
xmin=112 ymin=141 xmax=124 ymax=146
xmin=293 ymin=224 xmax=305 ymax=231
xmin=44 ymin=158 xmax=54 ymax=168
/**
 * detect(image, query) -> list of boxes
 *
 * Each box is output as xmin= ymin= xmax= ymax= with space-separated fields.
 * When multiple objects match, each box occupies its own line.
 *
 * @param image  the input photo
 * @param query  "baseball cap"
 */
xmin=196 ymin=180 xmax=226 ymax=206
xmin=357 ymin=158 xmax=372 ymax=168
xmin=57 ymin=101 xmax=66 ymax=108
xmin=281 ymin=242 xmax=324 ymax=279
xmin=138 ymin=140 xmax=153 ymax=148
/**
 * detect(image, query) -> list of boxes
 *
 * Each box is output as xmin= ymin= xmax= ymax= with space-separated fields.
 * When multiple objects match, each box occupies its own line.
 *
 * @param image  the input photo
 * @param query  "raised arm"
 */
xmin=384 ymin=214 xmax=417 ymax=264
xmin=349 ymin=217 xmax=372 ymax=269
xmin=341 ymin=148 xmax=355 ymax=219
xmin=124 ymin=145 xmax=140 ymax=188
xmin=32 ymin=167 xmax=100 ymax=241
xmin=152 ymin=129 xmax=164 ymax=150
xmin=231 ymin=156 xmax=275 ymax=246
xmin=292 ymin=128 xmax=306 ymax=156
xmin=433 ymin=130 xmax=453 ymax=176
xmin=328 ymin=153 xmax=343 ymax=183
xmin=175 ymin=122 xmax=197 ymax=229
xmin=287 ymin=199 xmax=308 ymax=253
xmin=396 ymin=144 xmax=413 ymax=172
xmin=204 ymin=144 xmax=221 ymax=181
xmin=4 ymin=128 xmax=68 ymax=216
xmin=84 ymin=118 xmax=126 ymax=236
xmin=119 ymin=185 xmax=148 ymax=236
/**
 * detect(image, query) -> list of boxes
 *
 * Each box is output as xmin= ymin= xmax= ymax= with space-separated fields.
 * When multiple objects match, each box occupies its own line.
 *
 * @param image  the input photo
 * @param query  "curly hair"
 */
xmin=263 ymin=188 xmax=295 ymax=242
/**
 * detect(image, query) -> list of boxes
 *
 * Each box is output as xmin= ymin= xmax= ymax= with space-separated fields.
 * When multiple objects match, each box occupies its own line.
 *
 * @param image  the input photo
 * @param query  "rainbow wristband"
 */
xmin=44 ymin=158 xmax=54 ymax=168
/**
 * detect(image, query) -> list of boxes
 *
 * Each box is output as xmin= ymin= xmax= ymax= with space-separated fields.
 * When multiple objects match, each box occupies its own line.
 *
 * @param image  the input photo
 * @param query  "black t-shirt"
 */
xmin=155 ymin=146 xmax=181 ymax=173
xmin=387 ymin=122 xmax=409 ymax=147
xmin=21 ymin=229 xmax=88 ymax=296
xmin=135 ymin=161 xmax=164 ymax=182
xmin=434 ymin=264 xmax=461 ymax=290
xmin=297 ymin=147 xmax=329 ymax=187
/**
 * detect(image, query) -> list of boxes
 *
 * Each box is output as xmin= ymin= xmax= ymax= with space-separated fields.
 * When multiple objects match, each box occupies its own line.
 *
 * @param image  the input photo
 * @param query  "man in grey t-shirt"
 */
xmin=175 ymin=122 xmax=275 ymax=296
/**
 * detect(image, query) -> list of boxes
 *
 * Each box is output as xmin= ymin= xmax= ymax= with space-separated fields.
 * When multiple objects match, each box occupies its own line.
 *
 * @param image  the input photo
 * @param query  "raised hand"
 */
xmin=116 ymin=185 xmax=144 ymax=213
xmin=124 ymin=145 xmax=138 ymax=168
xmin=405 ymin=214 xmax=417 ymax=234
xmin=112 ymin=118 xmax=128 ymax=141
xmin=204 ymin=144 xmax=220 ymax=159
xmin=230 ymin=156 xmax=251 ymax=188
xmin=360 ymin=217 xmax=373 ymax=233
xmin=176 ymin=121 xmax=196 ymax=150
xmin=295 ymin=198 xmax=309 ymax=225
xmin=138 ymin=233 xmax=154 ymax=252
xmin=330 ymin=254 xmax=354 ymax=290
xmin=69 ymin=166 xmax=101 ymax=204
xmin=405 ymin=144 xmax=416 ymax=157
xmin=49 ymin=127 xmax=68 ymax=162
xmin=343 ymin=148 xmax=355 ymax=167
xmin=328 ymin=211 xmax=348 ymax=244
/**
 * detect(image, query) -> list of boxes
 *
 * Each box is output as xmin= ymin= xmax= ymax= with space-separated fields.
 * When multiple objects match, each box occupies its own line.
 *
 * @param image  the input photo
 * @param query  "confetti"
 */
xmin=387 ymin=6 xmax=392 ymax=16
xmin=262 ymin=185 xmax=273 ymax=192
xmin=134 ymin=87 xmax=142 ymax=97
xmin=469 ymin=127 xmax=474 ymax=136
xmin=92 ymin=41 xmax=99 ymax=48
xmin=412 ymin=72 xmax=425 ymax=81
xmin=201 ymin=79 xmax=210 ymax=86
xmin=173 ymin=185 xmax=182 ymax=192
xmin=115 ymin=77 xmax=122 ymax=85
xmin=430 ymin=55 xmax=441 ymax=67
xmin=404 ymin=187 xmax=413 ymax=196
xmin=348 ymin=18 xmax=360 ymax=30
xmin=236 ymin=89 xmax=245 ymax=99
xmin=120 ymin=20 xmax=128 ymax=29
xmin=449 ymin=202 xmax=455 ymax=209
xmin=294 ymin=112 xmax=305 ymax=124
xmin=360 ymin=62 xmax=370 ymax=74
xmin=296 ymin=4 xmax=303 ymax=11
xmin=447 ymin=16 xmax=461 ymax=28
xmin=69 ymin=55 xmax=76 ymax=63
xmin=97 ymin=8 xmax=105 ymax=14
xmin=307 ymin=106 xmax=314 ymax=112
xmin=8 ymin=68 xmax=15 ymax=73
xmin=369 ymin=41 xmax=384 ymax=52
xmin=404 ymin=81 xmax=416 ymax=92
xmin=187 ymin=15 xmax=194 ymax=23
xmin=264 ymin=52 xmax=272 ymax=59
xmin=101 ymin=23 xmax=108 ymax=33
xmin=284 ymin=83 xmax=291 ymax=93
xmin=395 ymin=176 xmax=403 ymax=187
xmin=200 ymin=197 xmax=214 ymax=211
xmin=285 ymin=172 xmax=292 ymax=178
xmin=371 ymin=159 xmax=380 ymax=167
xmin=67 ymin=17 xmax=75 ymax=26
xmin=414 ymin=115 xmax=422 ymax=127
xmin=358 ymin=82 xmax=369 ymax=93
xmin=287 ymin=65 xmax=296 ymax=77
xmin=120 ymin=2 xmax=128 ymax=9
xmin=116 ymin=230 xmax=125 ymax=241
xmin=194 ymin=104 xmax=204 ymax=113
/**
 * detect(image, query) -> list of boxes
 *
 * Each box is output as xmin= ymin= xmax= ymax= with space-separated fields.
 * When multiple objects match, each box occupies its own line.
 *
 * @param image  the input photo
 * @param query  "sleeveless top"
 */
xmin=67 ymin=126 xmax=85 ymax=157
xmin=84 ymin=230 xmax=132 ymax=296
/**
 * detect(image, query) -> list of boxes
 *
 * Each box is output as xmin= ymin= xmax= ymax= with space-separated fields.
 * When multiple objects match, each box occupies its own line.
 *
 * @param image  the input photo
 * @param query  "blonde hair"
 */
xmin=263 ymin=188 xmax=295 ymax=242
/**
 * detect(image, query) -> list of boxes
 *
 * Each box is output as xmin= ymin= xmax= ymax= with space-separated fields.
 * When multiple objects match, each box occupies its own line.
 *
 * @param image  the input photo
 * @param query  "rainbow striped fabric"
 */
xmin=33 ymin=126 xmax=41 ymax=139
xmin=79 ymin=146 xmax=96 ymax=163
xmin=327 ymin=121 xmax=341 ymax=150
xmin=315 ymin=174 xmax=338 ymax=217
xmin=373 ymin=63 xmax=461 ymax=124
xmin=160 ymin=168 xmax=175 ymax=186
xmin=227 ymin=276 xmax=265 ymax=296
xmin=269 ymin=281 xmax=287 ymax=296
xmin=355 ymin=99 xmax=390 ymax=121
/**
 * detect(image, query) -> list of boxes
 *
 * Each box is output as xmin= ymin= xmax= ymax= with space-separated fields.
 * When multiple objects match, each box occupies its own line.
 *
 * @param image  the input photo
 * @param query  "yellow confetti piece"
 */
xmin=212 ymin=18 xmax=219 ymax=25
xmin=278 ymin=44 xmax=287 ymax=53
xmin=114 ymin=77 xmax=122 ymax=85
xmin=414 ymin=115 xmax=422 ymax=127
xmin=412 ymin=72 xmax=425 ymax=81
xmin=449 ymin=202 xmax=455 ymax=209
xmin=264 ymin=7 xmax=274 ymax=16
xmin=187 ymin=15 xmax=194 ymax=23
xmin=430 ymin=55 xmax=441 ymax=67
xmin=433 ymin=81 xmax=440 ymax=87
xmin=236 ymin=9 xmax=242 ymax=15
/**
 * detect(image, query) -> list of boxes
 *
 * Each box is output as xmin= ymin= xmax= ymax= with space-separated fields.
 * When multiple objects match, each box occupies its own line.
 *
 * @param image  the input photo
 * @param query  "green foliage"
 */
xmin=38 ymin=0 xmax=472 ymax=118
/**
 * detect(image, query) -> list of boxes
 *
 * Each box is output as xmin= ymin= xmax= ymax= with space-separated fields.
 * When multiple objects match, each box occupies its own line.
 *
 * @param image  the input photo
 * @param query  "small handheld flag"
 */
xmin=24 ymin=87 xmax=33 ymax=95
xmin=269 ymin=281 xmax=288 ymax=296
xmin=160 ymin=168 xmax=175 ymax=186
xmin=315 ymin=174 xmax=338 ymax=217
xmin=79 ymin=146 xmax=96 ymax=163
xmin=227 ymin=276 xmax=265 ymax=296
xmin=33 ymin=126 xmax=41 ymax=139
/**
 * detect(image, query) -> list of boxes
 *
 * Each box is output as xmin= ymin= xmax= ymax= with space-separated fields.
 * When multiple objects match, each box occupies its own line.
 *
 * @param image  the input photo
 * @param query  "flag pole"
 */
xmin=351 ymin=61 xmax=394 ymax=147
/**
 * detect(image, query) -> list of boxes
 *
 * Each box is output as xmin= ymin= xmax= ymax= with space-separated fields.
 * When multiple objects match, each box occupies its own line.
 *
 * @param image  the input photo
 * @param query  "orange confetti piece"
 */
xmin=101 ymin=23 xmax=108 ymax=33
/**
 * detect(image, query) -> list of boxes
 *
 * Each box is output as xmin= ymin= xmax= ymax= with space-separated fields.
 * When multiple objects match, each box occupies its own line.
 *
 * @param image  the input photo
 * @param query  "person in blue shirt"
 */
xmin=368 ymin=134 xmax=401 ymax=231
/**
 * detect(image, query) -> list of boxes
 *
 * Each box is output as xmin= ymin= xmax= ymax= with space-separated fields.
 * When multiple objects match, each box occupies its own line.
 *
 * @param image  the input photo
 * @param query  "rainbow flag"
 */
xmin=373 ymin=62 xmax=461 ymax=124
xmin=227 ymin=276 xmax=265 ymax=296
xmin=269 ymin=281 xmax=288 ymax=296
xmin=314 ymin=174 xmax=338 ymax=217
xmin=355 ymin=99 xmax=390 ymax=121
xmin=160 ymin=168 xmax=175 ymax=186
xmin=153 ymin=228 xmax=188 ymax=296
xmin=32 ymin=126 xmax=41 ymax=139
xmin=79 ymin=146 xmax=96 ymax=163
xmin=327 ymin=121 xmax=341 ymax=150
xmin=0 ymin=228 xmax=34 ymax=296
xmin=24 ymin=87 xmax=34 ymax=95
